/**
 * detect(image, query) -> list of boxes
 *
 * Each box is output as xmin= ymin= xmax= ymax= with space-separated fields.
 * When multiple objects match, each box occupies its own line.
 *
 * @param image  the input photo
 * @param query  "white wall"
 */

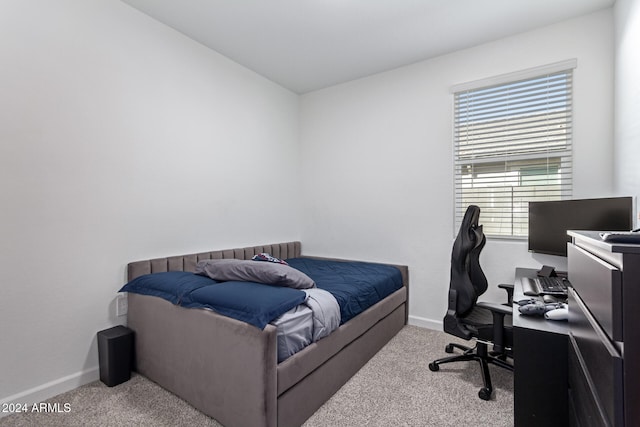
xmin=614 ymin=0 xmax=640 ymax=210
xmin=0 ymin=0 xmax=299 ymax=404
xmin=299 ymin=10 xmax=614 ymax=328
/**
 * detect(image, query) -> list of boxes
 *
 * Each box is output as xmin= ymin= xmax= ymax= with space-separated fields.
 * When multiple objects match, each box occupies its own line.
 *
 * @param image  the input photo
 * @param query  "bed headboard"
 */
xmin=127 ymin=241 xmax=302 ymax=281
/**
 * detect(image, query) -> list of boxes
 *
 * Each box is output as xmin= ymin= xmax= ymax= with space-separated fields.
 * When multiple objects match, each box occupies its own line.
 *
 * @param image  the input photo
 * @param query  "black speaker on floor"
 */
xmin=97 ymin=325 xmax=133 ymax=387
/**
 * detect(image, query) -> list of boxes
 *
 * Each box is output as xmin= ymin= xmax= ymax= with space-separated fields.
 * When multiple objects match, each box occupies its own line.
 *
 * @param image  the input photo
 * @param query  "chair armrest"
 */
xmin=477 ymin=301 xmax=512 ymax=353
xmin=498 ymin=283 xmax=514 ymax=305
xmin=477 ymin=301 xmax=512 ymax=316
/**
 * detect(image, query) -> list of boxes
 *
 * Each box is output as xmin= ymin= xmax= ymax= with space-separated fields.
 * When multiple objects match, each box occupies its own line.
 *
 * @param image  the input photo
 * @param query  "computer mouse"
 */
xmin=545 ymin=307 xmax=569 ymax=321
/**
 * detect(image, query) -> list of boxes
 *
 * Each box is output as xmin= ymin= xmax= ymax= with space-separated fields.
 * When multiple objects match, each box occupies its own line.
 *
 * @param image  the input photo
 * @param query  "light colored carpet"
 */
xmin=0 ymin=326 xmax=513 ymax=426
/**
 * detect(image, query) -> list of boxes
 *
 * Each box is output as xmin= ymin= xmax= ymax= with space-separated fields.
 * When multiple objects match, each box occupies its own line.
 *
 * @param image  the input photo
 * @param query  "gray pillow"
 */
xmin=195 ymin=259 xmax=316 ymax=289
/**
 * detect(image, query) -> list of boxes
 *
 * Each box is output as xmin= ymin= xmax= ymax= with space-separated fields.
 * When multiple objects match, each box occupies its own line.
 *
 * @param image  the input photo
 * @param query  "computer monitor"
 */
xmin=528 ymin=197 xmax=634 ymax=256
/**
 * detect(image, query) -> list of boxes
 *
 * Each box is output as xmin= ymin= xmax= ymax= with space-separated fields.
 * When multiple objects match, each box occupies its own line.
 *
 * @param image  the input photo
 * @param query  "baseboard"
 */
xmin=408 ymin=315 xmax=442 ymax=331
xmin=0 ymin=367 xmax=99 ymax=419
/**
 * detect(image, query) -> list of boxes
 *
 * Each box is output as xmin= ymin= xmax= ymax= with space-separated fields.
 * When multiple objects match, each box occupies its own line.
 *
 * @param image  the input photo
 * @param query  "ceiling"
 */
xmin=121 ymin=0 xmax=615 ymax=94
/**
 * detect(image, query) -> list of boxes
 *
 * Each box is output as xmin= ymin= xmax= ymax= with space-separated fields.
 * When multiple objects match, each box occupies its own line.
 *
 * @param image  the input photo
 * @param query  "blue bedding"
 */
xmin=285 ymin=258 xmax=403 ymax=323
xmin=120 ymin=272 xmax=305 ymax=329
xmin=120 ymin=258 xmax=403 ymax=328
xmin=182 ymin=281 xmax=306 ymax=329
xmin=120 ymin=271 xmax=217 ymax=304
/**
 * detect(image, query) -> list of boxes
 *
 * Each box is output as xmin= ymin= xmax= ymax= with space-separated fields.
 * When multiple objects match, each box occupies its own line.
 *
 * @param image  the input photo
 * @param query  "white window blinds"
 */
xmin=453 ymin=62 xmax=574 ymax=237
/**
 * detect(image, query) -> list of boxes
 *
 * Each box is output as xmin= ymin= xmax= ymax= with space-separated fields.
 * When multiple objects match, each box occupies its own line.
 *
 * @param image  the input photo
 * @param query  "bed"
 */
xmin=125 ymin=241 xmax=408 ymax=427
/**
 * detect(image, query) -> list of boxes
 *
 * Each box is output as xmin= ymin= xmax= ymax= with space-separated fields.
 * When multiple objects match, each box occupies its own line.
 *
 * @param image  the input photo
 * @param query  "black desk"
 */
xmin=513 ymin=268 xmax=569 ymax=427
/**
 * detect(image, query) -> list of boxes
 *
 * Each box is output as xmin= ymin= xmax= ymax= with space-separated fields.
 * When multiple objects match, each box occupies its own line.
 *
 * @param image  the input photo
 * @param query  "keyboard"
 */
xmin=600 ymin=231 xmax=640 ymax=244
xmin=522 ymin=276 xmax=569 ymax=296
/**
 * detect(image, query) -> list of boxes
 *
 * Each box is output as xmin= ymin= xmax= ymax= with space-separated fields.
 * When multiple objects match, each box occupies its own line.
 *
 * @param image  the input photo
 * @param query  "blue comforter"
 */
xmin=285 ymin=258 xmax=403 ymax=323
xmin=182 ymin=281 xmax=307 ymax=329
xmin=120 ymin=258 xmax=403 ymax=328
xmin=120 ymin=271 xmax=306 ymax=329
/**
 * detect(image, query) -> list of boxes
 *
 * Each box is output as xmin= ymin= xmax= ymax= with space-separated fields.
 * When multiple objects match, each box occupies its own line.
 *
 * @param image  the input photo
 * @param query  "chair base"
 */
xmin=429 ymin=340 xmax=513 ymax=400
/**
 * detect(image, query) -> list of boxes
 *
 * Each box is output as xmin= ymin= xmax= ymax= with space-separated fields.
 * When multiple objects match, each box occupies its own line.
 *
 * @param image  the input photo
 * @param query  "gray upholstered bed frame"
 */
xmin=126 ymin=241 xmax=408 ymax=427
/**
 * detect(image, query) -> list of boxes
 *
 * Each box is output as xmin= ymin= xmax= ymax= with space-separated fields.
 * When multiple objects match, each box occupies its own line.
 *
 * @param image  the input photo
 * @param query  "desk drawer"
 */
xmin=568 ymin=340 xmax=607 ymax=427
xmin=568 ymin=244 xmax=622 ymax=342
xmin=568 ymin=288 xmax=623 ymax=426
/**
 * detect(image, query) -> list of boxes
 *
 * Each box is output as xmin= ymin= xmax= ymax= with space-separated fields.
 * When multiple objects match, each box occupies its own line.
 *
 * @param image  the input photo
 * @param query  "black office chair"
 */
xmin=428 ymin=205 xmax=514 ymax=400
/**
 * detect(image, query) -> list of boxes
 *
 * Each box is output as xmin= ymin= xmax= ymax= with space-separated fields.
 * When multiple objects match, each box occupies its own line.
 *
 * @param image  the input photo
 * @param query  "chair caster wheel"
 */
xmin=445 ymin=344 xmax=454 ymax=353
xmin=428 ymin=362 xmax=439 ymax=372
xmin=478 ymin=387 xmax=492 ymax=401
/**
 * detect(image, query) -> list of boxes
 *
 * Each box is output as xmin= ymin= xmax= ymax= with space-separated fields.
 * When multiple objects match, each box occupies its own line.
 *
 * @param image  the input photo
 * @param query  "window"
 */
xmin=453 ymin=60 xmax=575 ymax=238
